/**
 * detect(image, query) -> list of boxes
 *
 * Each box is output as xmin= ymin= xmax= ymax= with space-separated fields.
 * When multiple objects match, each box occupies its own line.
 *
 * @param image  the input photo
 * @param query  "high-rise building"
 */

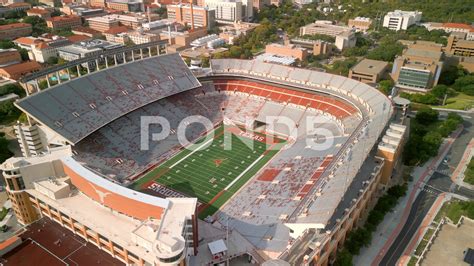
xmin=204 ymin=0 xmax=252 ymax=23
xmin=167 ymin=4 xmax=216 ymax=30
xmin=382 ymin=10 xmax=422 ymax=31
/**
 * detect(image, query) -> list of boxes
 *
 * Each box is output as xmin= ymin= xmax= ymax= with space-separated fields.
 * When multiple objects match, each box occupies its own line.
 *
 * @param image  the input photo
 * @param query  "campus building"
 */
xmin=204 ymin=0 xmax=252 ymax=23
xmin=167 ymin=4 xmax=215 ymax=30
xmin=0 ymin=147 xmax=198 ymax=266
xmin=349 ymin=59 xmax=390 ymax=84
xmin=383 ymin=10 xmax=422 ymax=31
xmin=392 ymin=41 xmax=444 ymax=92
xmin=299 ymin=21 xmax=356 ymax=50
xmin=446 ymin=33 xmax=474 ymax=58
xmin=422 ymin=22 xmax=474 ymax=41
xmin=0 ymin=48 xmax=22 ymax=67
xmin=57 ymin=39 xmax=123 ymax=61
xmin=0 ymin=23 xmax=32 ymax=40
xmin=348 ymin=17 xmax=372 ymax=32
xmin=377 ymin=124 xmax=407 ymax=187
xmin=87 ymin=14 xmax=146 ymax=32
xmin=265 ymin=43 xmax=308 ymax=61
xmin=26 ymin=8 xmax=52 ymax=19
xmin=46 ymin=15 xmax=82 ymax=30
xmin=0 ymin=61 xmax=41 ymax=81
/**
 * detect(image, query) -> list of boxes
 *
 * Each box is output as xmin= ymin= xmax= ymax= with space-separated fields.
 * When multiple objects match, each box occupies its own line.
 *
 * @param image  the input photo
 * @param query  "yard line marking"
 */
xmin=225 ymin=154 xmax=264 ymax=190
xmin=169 ymin=137 xmax=214 ymax=168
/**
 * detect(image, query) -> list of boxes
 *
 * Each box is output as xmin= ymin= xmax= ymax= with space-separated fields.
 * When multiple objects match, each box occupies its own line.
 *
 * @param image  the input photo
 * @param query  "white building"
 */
xmin=293 ymin=0 xmax=312 ymax=6
xmin=57 ymin=39 xmax=122 ymax=61
xmin=13 ymin=36 xmax=82 ymax=63
xmin=205 ymin=0 xmax=250 ymax=23
xmin=383 ymin=10 xmax=422 ymax=31
xmin=142 ymin=20 xmax=171 ymax=31
xmin=191 ymin=34 xmax=219 ymax=47
xmin=335 ymin=31 xmax=356 ymax=50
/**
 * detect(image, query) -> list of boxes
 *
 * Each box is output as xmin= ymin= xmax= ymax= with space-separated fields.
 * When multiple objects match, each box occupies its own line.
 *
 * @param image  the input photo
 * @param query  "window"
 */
xmin=6 ymin=178 xmax=14 ymax=190
xmin=16 ymin=177 xmax=26 ymax=190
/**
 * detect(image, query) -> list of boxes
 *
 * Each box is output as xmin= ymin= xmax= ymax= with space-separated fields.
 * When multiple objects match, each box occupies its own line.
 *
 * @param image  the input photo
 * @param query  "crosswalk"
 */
xmin=421 ymin=187 xmax=439 ymax=195
xmin=435 ymin=169 xmax=451 ymax=176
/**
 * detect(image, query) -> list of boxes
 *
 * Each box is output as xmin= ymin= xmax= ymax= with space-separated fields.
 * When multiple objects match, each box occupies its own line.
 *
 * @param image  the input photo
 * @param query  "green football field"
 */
xmin=130 ymin=124 xmax=285 ymax=218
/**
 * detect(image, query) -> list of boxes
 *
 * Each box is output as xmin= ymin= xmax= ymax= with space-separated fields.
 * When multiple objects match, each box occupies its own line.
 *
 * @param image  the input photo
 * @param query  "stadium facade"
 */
xmin=1 ymin=50 xmax=406 ymax=265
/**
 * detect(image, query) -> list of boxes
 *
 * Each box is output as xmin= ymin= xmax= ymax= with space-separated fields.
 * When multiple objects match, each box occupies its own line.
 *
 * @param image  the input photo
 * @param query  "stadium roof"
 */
xmin=16 ymin=53 xmax=200 ymax=144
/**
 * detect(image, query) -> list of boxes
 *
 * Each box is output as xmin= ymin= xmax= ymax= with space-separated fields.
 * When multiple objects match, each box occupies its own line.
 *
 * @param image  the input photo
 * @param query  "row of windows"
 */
xmin=6 ymin=176 xmax=25 ymax=191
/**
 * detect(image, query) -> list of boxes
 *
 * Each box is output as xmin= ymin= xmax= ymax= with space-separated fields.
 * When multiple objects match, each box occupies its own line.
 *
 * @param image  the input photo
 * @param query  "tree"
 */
xmin=378 ymin=80 xmax=393 ymax=95
xmin=327 ymin=57 xmax=358 ymax=76
xmin=23 ymin=16 xmax=48 ymax=37
xmin=200 ymin=57 xmax=210 ymax=68
xmin=342 ymin=46 xmax=368 ymax=57
xmin=0 ymin=101 xmax=22 ymax=124
xmin=154 ymin=7 xmax=167 ymax=18
xmin=19 ymin=48 xmax=29 ymax=61
xmin=47 ymin=56 xmax=59 ymax=65
xmin=431 ymin=84 xmax=448 ymax=99
xmin=422 ymin=131 xmax=442 ymax=156
xmin=415 ymin=107 xmax=439 ymax=125
xmin=0 ymin=40 xmax=15 ymax=49
xmin=0 ymin=83 xmax=25 ymax=97
xmin=334 ymin=248 xmax=352 ymax=266
xmin=184 ymin=58 xmax=191 ymax=66
xmin=51 ymin=9 xmax=61 ymax=17
xmin=453 ymin=74 xmax=474 ymax=95
xmin=0 ymin=134 xmax=13 ymax=164
xmin=439 ymin=65 xmax=467 ymax=85
xmin=38 ymin=80 xmax=48 ymax=90
xmin=367 ymin=40 xmax=404 ymax=62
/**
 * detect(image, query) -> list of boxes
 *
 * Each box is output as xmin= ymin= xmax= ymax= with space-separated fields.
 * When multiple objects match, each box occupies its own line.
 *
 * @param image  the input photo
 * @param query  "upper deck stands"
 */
xmin=16 ymin=53 xmax=200 ymax=144
xmin=212 ymin=79 xmax=357 ymax=119
xmin=210 ymin=59 xmax=392 ymax=120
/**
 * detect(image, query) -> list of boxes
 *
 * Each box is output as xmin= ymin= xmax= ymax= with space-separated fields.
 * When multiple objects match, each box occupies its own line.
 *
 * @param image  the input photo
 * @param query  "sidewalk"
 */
xmin=451 ymin=138 xmax=474 ymax=190
xmin=353 ymin=127 xmax=462 ymax=266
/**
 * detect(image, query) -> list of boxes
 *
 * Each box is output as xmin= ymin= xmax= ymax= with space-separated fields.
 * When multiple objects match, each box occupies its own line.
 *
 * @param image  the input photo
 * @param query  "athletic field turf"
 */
xmin=131 ymin=124 xmax=285 ymax=219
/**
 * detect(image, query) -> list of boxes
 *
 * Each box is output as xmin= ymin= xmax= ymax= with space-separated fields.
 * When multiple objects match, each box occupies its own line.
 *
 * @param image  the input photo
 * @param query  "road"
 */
xmin=380 ymin=114 xmax=474 ymax=265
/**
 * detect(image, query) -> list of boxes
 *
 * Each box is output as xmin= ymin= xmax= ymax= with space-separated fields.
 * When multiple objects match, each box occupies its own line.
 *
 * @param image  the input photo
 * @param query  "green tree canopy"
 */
xmin=415 ymin=107 xmax=439 ymax=125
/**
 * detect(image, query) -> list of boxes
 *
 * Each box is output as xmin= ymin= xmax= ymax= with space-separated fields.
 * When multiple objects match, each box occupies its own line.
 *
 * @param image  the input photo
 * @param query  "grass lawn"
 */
xmin=414 ymin=238 xmax=429 ymax=256
xmin=130 ymin=124 xmax=285 ymax=219
xmin=434 ymin=200 xmax=474 ymax=223
xmin=432 ymin=93 xmax=474 ymax=110
xmin=463 ymin=158 xmax=474 ymax=185
xmin=407 ymin=256 xmax=418 ymax=266
xmin=413 ymin=228 xmax=436 ymax=256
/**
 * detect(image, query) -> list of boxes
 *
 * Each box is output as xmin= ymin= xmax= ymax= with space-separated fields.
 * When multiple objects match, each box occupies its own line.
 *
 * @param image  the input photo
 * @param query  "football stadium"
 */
xmin=1 ymin=46 xmax=403 ymax=266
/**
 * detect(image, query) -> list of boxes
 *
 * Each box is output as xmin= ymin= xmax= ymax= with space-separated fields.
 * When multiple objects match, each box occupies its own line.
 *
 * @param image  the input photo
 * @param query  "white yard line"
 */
xmin=170 ymin=137 xmax=214 ymax=169
xmin=225 ymin=154 xmax=264 ymax=190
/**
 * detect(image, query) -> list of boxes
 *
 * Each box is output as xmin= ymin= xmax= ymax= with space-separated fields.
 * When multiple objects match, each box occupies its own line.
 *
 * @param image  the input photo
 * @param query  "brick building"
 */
xmin=46 ymin=15 xmax=82 ymax=30
xmin=0 ymin=23 xmax=32 ymax=40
